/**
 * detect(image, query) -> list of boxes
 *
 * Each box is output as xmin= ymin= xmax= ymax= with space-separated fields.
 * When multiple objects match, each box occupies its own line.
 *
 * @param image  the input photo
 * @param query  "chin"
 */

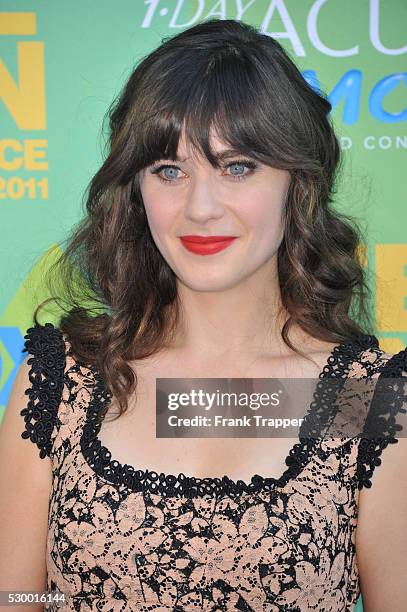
xmin=177 ymin=272 xmax=244 ymax=293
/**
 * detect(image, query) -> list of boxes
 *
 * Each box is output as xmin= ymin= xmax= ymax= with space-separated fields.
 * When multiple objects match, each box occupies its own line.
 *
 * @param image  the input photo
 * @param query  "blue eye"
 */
xmin=229 ymin=162 xmax=248 ymax=177
xmin=149 ymin=164 xmax=182 ymax=184
xmin=225 ymin=159 xmax=259 ymax=179
xmin=162 ymin=166 xmax=180 ymax=181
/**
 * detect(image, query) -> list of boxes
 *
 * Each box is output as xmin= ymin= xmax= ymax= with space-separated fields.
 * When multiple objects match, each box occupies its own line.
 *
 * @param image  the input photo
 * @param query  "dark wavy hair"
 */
xmin=33 ymin=18 xmax=375 ymax=421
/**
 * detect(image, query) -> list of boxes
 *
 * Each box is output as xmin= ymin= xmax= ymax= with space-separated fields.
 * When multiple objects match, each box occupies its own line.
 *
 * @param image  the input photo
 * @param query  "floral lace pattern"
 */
xmin=20 ymin=323 xmax=407 ymax=611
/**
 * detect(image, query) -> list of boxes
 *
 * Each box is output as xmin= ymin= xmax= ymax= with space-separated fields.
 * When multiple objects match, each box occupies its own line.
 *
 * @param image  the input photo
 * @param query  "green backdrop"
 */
xmin=1 ymin=3 xmax=406 ymax=610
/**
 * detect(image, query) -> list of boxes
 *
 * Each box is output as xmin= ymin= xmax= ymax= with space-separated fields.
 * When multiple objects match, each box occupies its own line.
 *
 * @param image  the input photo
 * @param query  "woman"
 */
xmin=0 ymin=18 xmax=406 ymax=612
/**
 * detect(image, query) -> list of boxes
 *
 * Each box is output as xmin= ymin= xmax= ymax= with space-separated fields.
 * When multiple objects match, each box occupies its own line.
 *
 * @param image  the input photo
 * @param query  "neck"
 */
xmin=171 ymin=281 xmax=290 ymax=361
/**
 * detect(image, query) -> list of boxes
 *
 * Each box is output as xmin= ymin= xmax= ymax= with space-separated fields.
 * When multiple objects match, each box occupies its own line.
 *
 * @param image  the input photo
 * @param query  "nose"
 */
xmin=183 ymin=176 xmax=225 ymax=224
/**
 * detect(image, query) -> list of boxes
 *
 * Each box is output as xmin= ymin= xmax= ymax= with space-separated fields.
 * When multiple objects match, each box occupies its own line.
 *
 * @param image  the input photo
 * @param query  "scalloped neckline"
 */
xmin=79 ymin=334 xmax=379 ymax=498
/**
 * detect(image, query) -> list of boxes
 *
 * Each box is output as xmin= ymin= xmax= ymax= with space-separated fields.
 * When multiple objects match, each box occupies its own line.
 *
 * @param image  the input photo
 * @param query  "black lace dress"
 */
xmin=20 ymin=322 xmax=407 ymax=611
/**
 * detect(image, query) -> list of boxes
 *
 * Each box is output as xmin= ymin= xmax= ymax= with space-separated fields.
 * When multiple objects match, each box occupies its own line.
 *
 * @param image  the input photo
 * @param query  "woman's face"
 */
xmin=139 ymin=131 xmax=291 ymax=292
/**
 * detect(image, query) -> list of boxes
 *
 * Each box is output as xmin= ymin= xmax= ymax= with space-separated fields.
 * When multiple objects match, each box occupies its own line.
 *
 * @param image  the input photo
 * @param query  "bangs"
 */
xmin=133 ymin=48 xmax=284 ymax=171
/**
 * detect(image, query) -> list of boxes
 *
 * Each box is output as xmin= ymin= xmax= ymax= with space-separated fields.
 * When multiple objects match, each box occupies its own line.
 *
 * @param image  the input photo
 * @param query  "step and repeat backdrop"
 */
xmin=0 ymin=3 xmax=406 ymax=603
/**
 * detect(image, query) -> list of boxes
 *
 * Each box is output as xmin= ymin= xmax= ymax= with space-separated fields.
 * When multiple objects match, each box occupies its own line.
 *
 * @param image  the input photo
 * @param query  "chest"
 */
xmin=95 ymin=352 xmax=328 ymax=483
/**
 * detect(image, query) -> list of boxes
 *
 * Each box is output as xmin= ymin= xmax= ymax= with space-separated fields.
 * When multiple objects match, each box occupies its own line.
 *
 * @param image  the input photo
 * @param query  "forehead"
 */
xmin=175 ymin=128 xmax=244 ymax=163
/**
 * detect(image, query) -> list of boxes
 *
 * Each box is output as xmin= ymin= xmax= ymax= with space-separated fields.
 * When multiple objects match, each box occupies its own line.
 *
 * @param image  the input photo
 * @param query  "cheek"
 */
xmin=238 ymin=189 xmax=285 ymax=236
xmin=141 ymin=184 xmax=176 ymax=233
xmin=145 ymin=202 xmax=172 ymax=233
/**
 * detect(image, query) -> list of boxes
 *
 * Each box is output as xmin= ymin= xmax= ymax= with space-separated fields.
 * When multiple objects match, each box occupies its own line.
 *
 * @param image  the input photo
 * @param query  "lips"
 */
xmin=179 ymin=235 xmax=237 ymax=255
xmin=180 ymin=235 xmax=237 ymax=244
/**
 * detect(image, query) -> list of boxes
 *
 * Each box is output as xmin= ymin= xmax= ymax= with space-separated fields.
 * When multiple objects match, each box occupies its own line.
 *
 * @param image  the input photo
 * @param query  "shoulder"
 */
xmin=354 ymin=344 xmax=407 ymax=609
xmin=20 ymin=322 xmax=68 ymax=459
xmin=354 ymin=342 xmax=407 ymax=490
xmin=357 ymin=338 xmax=407 ymax=376
xmin=22 ymin=321 xmax=66 ymax=366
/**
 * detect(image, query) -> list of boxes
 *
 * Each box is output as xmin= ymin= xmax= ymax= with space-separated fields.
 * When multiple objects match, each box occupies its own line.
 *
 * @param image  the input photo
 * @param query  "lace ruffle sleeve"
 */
xmin=20 ymin=322 xmax=66 ymax=459
xmin=356 ymin=346 xmax=407 ymax=490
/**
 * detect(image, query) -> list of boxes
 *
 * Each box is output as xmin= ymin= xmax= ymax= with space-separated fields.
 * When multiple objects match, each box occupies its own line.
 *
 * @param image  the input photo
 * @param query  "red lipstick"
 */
xmin=179 ymin=235 xmax=237 ymax=256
